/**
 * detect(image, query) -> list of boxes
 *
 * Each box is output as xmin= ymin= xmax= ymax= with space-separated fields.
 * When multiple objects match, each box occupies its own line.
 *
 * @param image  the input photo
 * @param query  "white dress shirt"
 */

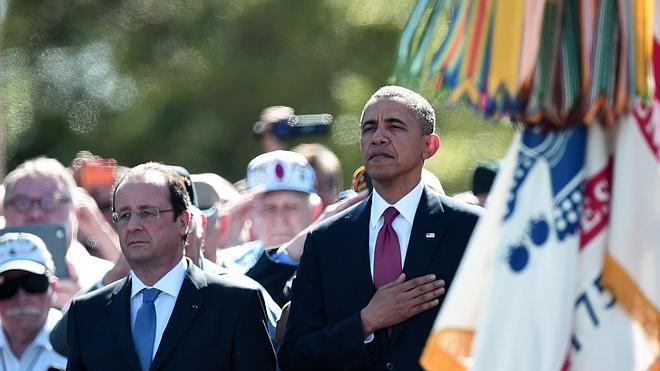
xmin=368 ymin=180 xmax=425 ymax=280
xmin=0 ymin=308 xmax=67 ymax=371
xmin=363 ymin=181 xmax=425 ymax=343
xmin=130 ymin=258 xmax=186 ymax=358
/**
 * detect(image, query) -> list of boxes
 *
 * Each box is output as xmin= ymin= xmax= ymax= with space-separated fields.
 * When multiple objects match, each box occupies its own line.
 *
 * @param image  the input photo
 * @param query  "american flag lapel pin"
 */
xmin=425 ymin=232 xmax=435 ymax=238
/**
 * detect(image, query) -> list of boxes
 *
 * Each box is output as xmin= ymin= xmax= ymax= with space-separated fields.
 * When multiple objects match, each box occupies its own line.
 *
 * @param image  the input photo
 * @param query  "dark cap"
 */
xmin=472 ymin=161 xmax=500 ymax=195
xmin=167 ymin=165 xmax=198 ymax=207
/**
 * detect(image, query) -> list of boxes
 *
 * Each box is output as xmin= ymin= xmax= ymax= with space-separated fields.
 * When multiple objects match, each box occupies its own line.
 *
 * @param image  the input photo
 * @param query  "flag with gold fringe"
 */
xmin=392 ymin=0 xmax=655 ymax=127
xmin=398 ymin=0 xmax=660 ymax=370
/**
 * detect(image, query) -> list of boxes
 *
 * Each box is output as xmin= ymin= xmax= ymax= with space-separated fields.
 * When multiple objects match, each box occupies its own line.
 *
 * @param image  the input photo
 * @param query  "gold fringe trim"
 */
xmin=602 ymin=253 xmax=660 ymax=345
xmin=650 ymin=357 xmax=660 ymax=371
xmin=420 ymin=328 xmax=474 ymax=371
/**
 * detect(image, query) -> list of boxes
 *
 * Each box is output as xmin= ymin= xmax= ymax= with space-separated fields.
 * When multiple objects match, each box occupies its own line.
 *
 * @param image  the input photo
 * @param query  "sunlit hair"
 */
xmin=112 ymin=162 xmax=191 ymax=220
xmin=3 ymin=157 xmax=76 ymax=207
xmin=361 ymin=85 xmax=436 ymax=135
xmin=292 ymin=143 xmax=343 ymax=196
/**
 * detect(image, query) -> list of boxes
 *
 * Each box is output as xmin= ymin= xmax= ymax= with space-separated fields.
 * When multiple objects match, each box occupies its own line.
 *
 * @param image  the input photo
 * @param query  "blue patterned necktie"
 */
xmin=133 ymin=288 xmax=161 ymax=371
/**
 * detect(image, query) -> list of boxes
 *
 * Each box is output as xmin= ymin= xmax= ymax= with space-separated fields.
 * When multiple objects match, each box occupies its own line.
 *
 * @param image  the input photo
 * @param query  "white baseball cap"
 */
xmin=0 ymin=232 xmax=55 ymax=276
xmin=246 ymin=150 xmax=316 ymax=194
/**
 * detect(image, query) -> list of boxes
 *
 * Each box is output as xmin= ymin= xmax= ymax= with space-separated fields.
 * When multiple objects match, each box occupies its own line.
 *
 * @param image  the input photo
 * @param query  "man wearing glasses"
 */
xmin=0 ymin=232 xmax=67 ymax=370
xmin=2 ymin=157 xmax=113 ymax=308
xmin=66 ymin=162 xmax=275 ymax=371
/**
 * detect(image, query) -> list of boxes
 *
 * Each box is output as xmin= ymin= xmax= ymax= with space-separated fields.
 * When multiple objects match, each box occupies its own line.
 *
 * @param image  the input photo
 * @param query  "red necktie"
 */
xmin=374 ymin=207 xmax=402 ymax=289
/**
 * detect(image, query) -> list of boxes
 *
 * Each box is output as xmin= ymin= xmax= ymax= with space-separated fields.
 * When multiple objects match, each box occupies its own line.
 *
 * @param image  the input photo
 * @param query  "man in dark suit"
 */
xmin=66 ymin=163 xmax=275 ymax=371
xmin=278 ymin=86 xmax=482 ymax=370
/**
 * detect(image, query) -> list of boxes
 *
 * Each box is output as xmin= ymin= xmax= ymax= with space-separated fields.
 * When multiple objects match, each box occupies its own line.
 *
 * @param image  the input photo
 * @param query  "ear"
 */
xmin=423 ymin=133 xmax=441 ymax=160
xmin=50 ymin=277 xmax=59 ymax=292
xmin=177 ymin=210 xmax=191 ymax=237
xmin=198 ymin=213 xmax=207 ymax=241
xmin=310 ymin=194 xmax=323 ymax=220
xmin=218 ymin=213 xmax=231 ymax=246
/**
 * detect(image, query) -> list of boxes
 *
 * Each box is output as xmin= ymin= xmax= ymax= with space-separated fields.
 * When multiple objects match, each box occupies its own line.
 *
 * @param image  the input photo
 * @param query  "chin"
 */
xmin=366 ymin=168 xmax=396 ymax=182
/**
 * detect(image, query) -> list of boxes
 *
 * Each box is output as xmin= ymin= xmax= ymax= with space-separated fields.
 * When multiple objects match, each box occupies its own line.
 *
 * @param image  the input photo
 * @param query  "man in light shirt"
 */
xmin=279 ymin=86 xmax=482 ymax=370
xmin=66 ymin=162 xmax=275 ymax=371
xmin=0 ymin=232 xmax=67 ymax=371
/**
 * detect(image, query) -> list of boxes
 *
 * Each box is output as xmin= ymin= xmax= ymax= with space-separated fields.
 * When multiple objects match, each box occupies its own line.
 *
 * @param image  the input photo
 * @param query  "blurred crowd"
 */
xmin=0 ymin=86 xmax=498 ymax=370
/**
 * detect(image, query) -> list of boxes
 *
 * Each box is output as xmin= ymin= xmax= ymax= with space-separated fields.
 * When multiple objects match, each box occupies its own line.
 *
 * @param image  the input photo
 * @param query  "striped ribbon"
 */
xmin=391 ymin=0 xmax=655 ymax=128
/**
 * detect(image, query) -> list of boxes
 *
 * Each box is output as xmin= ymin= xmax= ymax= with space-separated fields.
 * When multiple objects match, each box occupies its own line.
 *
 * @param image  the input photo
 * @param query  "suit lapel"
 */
xmin=151 ymin=261 xmax=206 ymax=370
xmin=107 ymin=276 xmax=143 ymax=371
xmin=390 ymin=187 xmax=446 ymax=344
xmin=401 ymin=187 xmax=446 ymax=278
xmin=347 ymin=196 xmax=377 ymax=298
xmin=346 ymin=196 xmax=394 ymax=349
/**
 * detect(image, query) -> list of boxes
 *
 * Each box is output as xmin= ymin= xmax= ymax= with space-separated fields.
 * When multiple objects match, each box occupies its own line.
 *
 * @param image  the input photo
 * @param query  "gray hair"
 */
xmin=3 ymin=157 xmax=77 ymax=204
xmin=362 ymin=85 xmax=436 ymax=135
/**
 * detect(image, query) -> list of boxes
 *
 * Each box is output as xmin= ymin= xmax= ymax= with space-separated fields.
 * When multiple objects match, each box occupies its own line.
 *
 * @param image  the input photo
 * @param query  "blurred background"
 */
xmin=0 ymin=0 xmax=515 ymax=194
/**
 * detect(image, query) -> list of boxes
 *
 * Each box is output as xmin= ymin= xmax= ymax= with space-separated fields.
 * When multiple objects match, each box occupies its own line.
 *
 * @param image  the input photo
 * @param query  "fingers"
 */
xmin=336 ymin=191 xmax=369 ymax=211
xmin=220 ymin=187 xmax=264 ymax=214
xmin=407 ymin=278 xmax=445 ymax=297
xmin=379 ymin=273 xmax=406 ymax=289
xmin=409 ymin=298 xmax=440 ymax=316
xmin=407 ymin=283 xmax=444 ymax=307
xmin=397 ymin=273 xmax=437 ymax=292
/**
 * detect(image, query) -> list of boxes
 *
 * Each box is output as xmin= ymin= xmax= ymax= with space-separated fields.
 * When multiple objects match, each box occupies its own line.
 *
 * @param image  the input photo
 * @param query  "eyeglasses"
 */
xmin=112 ymin=207 xmax=174 ymax=226
xmin=0 ymin=274 xmax=50 ymax=300
xmin=5 ymin=194 xmax=71 ymax=213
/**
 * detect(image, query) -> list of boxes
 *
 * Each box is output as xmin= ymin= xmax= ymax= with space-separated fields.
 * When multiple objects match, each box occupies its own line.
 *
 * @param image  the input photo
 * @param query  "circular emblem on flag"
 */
xmin=508 ymin=244 xmax=529 ymax=273
xmin=530 ymin=218 xmax=549 ymax=247
xmin=275 ymin=162 xmax=284 ymax=180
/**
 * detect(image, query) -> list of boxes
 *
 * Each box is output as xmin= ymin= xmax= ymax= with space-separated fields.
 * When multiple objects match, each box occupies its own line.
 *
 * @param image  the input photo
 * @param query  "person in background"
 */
xmin=0 ymin=185 xmax=5 ymax=229
xmin=190 ymin=173 xmax=242 ymax=260
xmin=453 ymin=160 xmax=499 ymax=207
xmin=2 ymin=157 xmax=113 ymax=308
xmin=217 ymin=150 xmax=322 ymax=306
xmin=67 ymin=152 xmax=127 ymax=263
xmin=292 ymin=143 xmax=343 ymax=208
xmin=0 ymin=232 xmax=67 ymax=370
xmin=279 ymin=85 xmax=482 ymax=370
xmin=253 ymin=106 xmax=294 ymax=153
xmin=70 ymin=151 xmax=122 ymax=225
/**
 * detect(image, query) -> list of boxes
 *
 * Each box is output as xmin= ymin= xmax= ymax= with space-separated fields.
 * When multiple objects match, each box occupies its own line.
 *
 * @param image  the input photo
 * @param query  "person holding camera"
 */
xmin=253 ymin=106 xmax=294 ymax=153
xmin=253 ymin=106 xmax=332 ymax=154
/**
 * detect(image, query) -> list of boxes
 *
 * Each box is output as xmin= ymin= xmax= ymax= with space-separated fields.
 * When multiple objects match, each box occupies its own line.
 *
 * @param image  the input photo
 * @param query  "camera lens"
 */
xmin=272 ymin=120 xmax=293 ymax=139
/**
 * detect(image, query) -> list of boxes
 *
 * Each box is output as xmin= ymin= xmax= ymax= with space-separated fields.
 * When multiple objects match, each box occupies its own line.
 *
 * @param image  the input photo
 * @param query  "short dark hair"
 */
xmin=362 ymin=85 xmax=436 ymax=135
xmin=112 ymin=162 xmax=191 ymax=220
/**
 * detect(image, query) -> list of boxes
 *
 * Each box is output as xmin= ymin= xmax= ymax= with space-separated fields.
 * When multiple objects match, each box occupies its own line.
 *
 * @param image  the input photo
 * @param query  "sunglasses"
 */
xmin=0 ymin=274 xmax=50 ymax=300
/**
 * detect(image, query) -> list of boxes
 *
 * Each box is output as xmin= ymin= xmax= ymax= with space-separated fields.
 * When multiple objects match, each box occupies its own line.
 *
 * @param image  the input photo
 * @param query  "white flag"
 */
xmin=421 ymin=126 xmax=588 ymax=371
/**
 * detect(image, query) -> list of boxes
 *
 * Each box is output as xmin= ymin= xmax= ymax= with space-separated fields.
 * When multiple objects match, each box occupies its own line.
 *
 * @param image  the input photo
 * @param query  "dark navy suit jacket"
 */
xmin=66 ymin=259 xmax=276 ymax=371
xmin=279 ymin=188 xmax=482 ymax=371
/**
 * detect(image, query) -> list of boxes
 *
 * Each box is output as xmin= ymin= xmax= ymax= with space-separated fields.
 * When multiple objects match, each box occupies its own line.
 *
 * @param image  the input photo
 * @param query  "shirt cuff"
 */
xmin=363 ymin=333 xmax=375 ymax=344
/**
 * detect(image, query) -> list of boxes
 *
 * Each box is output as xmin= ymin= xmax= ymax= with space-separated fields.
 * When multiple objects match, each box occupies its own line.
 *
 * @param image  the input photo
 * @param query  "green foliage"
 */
xmin=0 ymin=0 xmax=514 ymax=194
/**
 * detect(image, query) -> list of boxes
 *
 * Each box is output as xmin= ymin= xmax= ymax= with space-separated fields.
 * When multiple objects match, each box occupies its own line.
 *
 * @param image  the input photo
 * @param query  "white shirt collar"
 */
xmin=130 ymin=258 xmax=187 ymax=300
xmin=370 ymin=180 xmax=425 ymax=229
